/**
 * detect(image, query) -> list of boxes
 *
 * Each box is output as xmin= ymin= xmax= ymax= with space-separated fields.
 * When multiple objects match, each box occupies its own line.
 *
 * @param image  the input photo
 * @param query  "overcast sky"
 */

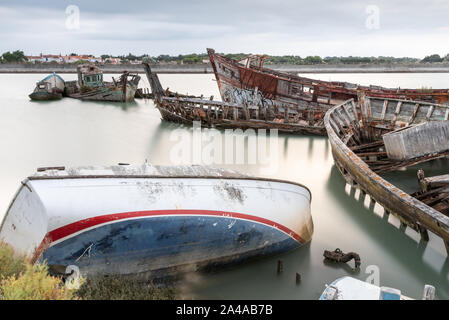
xmin=1 ymin=0 xmax=449 ymax=58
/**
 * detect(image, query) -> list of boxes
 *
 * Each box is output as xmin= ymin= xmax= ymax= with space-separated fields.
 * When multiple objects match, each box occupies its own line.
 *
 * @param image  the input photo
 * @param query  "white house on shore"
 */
xmin=25 ymin=54 xmax=105 ymax=64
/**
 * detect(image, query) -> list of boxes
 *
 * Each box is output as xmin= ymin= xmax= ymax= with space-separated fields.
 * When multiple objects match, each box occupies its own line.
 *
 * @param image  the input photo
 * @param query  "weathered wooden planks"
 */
xmin=325 ymin=97 xmax=449 ymax=257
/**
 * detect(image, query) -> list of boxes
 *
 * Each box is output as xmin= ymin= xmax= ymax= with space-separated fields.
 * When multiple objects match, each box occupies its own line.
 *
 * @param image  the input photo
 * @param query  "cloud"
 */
xmin=1 ymin=0 xmax=449 ymax=57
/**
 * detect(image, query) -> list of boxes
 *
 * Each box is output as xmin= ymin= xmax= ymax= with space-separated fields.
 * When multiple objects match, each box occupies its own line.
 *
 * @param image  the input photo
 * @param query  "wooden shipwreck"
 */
xmin=142 ymin=60 xmax=327 ymax=135
xmin=413 ymin=170 xmax=449 ymax=217
xmin=64 ymin=64 xmax=140 ymax=102
xmin=324 ymin=95 xmax=449 ymax=256
xmin=207 ymin=48 xmax=449 ymax=135
xmin=29 ymin=73 xmax=65 ymax=101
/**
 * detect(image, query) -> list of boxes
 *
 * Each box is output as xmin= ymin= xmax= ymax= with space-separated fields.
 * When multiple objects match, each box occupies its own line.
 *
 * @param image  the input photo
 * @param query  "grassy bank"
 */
xmin=0 ymin=242 xmax=177 ymax=300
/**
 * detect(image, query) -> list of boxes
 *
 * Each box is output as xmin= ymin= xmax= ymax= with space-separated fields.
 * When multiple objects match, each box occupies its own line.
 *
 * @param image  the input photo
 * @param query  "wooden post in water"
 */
xmin=277 ymin=260 xmax=283 ymax=274
xmin=122 ymin=72 xmax=128 ymax=103
xmin=418 ymin=225 xmax=429 ymax=242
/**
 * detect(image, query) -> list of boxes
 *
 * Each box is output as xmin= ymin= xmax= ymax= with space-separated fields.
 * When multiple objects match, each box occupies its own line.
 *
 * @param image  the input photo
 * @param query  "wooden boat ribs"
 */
xmin=142 ymin=60 xmax=327 ymax=135
xmin=324 ymin=95 xmax=449 ymax=256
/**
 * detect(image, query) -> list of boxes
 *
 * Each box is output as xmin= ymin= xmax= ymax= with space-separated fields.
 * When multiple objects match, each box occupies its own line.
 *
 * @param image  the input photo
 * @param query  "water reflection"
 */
xmin=326 ymin=165 xmax=449 ymax=298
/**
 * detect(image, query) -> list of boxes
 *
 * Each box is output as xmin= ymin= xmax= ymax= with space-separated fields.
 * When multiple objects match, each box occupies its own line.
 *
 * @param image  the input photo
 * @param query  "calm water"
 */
xmin=1 ymin=73 xmax=449 ymax=299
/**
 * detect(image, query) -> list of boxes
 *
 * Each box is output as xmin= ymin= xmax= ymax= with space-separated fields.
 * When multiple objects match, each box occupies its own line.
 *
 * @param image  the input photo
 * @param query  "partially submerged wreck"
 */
xmin=207 ymin=48 xmax=449 ymax=135
xmin=29 ymin=73 xmax=65 ymax=101
xmin=324 ymin=95 xmax=449 ymax=256
xmin=143 ymin=60 xmax=327 ymax=135
xmin=207 ymin=48 xmax=449 ymax=105
xmin=0 ymin=164 xmax=313 ymax=277
xmin=64 ymin=64 xmax=140 ymax=102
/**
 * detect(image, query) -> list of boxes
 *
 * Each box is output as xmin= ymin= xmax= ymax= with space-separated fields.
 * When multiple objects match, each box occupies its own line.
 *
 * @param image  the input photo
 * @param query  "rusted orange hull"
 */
xmin=207 ymin=48 xmax=449 ymax=107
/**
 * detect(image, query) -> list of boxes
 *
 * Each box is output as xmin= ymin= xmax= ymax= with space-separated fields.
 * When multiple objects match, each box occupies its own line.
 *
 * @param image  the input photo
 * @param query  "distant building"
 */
xmin=26 ymin=55 xmax=44 ymax=63
xmin=64 ymin=55 xmax=103 ymax=63
xmin=26 ymin=54 xmax=103 ymax=64
xmin=104 ymin=57 xmax=122 ymax=64
xmin=26 ymin=54 xmax=63 ymax=63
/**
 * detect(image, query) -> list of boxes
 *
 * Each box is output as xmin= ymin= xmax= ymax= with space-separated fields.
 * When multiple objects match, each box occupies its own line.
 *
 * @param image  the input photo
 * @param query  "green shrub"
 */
xmin=1 ymin=263 xmax=77 ymax=300
xmin=0 ymin=242 xmax=27 ymax=279
xmin=0 ymin=242 xmax=177 ymax=300
xmin=0 ymin=242 xmax=77 ymax=300
xmin=75 ymin=275 xmax=176 ymax=300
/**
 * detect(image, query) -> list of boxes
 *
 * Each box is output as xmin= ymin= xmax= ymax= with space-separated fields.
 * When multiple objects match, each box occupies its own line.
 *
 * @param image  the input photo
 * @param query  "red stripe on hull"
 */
xmin=47 ymin=210 xmax=305 ymax=244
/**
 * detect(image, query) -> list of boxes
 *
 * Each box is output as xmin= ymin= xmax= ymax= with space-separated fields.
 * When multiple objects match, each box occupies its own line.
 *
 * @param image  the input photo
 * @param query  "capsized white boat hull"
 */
xmin=0 ymin=165 xmax=313 ymax=276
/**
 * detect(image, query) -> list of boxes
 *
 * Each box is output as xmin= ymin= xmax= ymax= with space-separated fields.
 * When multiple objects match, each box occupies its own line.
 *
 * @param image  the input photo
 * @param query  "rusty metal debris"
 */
xmin=324 ymin=95 xmax=449 ymax=256
xmin=323 ymin=248 xmax=361 ymax=269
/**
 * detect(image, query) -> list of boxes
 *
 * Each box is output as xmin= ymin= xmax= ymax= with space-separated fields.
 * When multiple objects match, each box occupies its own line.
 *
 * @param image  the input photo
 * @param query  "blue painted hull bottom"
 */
xmin=41 ymin=216 xmax=302 ymax=277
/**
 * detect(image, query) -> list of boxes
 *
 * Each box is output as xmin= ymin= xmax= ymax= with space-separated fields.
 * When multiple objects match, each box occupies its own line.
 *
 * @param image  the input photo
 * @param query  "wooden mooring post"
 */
xmin=277 ymin=260 xmax=283 ymax=274
xmin=295 ymin=273 xmax=301 ymax=285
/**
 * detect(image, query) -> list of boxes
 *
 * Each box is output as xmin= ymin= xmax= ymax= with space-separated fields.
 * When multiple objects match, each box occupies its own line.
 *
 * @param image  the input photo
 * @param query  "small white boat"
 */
xmin=319 ymin=276 xmax=436 ymax=300
xmin=0 ymin=164 xmax=313 ymax=277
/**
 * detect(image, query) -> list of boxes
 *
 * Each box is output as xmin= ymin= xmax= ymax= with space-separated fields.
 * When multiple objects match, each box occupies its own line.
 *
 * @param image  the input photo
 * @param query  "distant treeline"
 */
xmin=156 ymin=53 xmax=449 ymax=65
xmin=2 ymin=50 xmax=449 ymax=65
xmin=117 ymin=52 xmax=449 ymax=65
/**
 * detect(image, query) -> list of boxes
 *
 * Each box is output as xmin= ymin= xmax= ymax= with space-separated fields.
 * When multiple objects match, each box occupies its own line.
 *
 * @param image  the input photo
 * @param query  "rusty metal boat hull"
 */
xmin=0 ymin=164 xmax=313 ymax=276
xmin=207 ymin=49 xmax=449 ymax=135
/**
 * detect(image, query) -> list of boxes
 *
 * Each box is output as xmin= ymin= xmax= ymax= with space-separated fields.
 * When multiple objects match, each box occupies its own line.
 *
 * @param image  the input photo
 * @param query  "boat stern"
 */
xmin=0 ymin=180 xmax=48 ymax=259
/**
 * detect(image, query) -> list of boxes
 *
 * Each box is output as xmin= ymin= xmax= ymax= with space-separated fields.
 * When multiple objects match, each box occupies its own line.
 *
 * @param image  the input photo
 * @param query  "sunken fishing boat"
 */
xmin=207 ymin=48 xmax=449 ymax=134
xmin=29 ymin=73 xmax=65 ymax=101
xmin=64 ymin=64 xmax=140 ymax=102
xmin=143 ymin=60 xmax=327 ymax=135
xmin=324 ymin=94 xmax=449 ymax=256
xmin=0 ymin=163 xmax=313 ymax=277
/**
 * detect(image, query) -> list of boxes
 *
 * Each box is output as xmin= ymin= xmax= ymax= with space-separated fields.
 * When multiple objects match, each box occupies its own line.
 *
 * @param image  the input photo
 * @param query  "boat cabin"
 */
xmin=76 ymin=64 xmax=104 ymax=88
xmin=239 ymin=54 xmax=268 ymax=70
xmin=36 ymin=81 xmax=50 ymax=91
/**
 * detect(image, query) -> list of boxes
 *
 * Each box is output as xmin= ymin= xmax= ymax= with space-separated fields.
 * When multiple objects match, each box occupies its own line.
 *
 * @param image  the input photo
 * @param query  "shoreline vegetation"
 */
xmin=3 ymin=63 xmax=449 ymax=74
xmin=0 ymin=242 xmax=177 ymax=300
xmin=2 ymin=50 xmax=449 ymax=73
